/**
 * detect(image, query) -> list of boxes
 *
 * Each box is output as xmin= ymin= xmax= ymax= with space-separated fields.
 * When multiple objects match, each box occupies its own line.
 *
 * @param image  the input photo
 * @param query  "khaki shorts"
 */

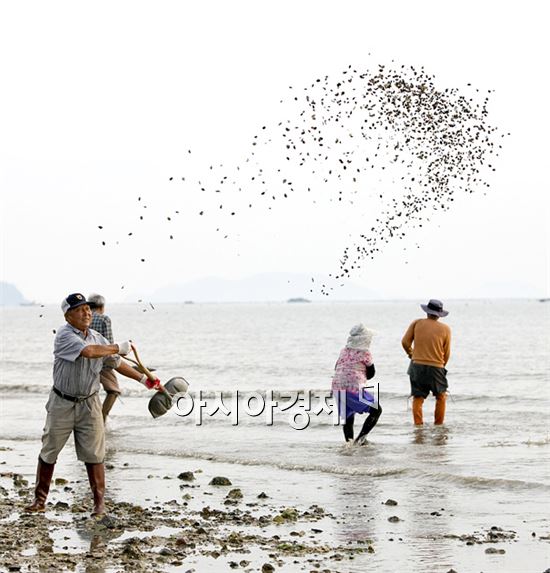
xmin=39 ymin=390 xmax=105 ymax=464
xmin=100 ymin=368 xmax=121 ymax=395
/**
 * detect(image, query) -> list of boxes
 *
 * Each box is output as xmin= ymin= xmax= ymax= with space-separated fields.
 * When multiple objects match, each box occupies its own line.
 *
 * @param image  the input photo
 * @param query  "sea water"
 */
xmin=1 ymin=300 xmax=549 ymax=571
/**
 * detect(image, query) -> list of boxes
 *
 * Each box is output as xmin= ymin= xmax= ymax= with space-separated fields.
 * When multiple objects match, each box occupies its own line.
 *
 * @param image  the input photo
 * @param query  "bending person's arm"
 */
xmin=401 ymin=321 xmax=416 ymax=359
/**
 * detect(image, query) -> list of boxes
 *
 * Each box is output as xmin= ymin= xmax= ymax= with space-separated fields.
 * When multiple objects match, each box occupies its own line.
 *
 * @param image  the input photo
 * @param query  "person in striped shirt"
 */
xmin=25 ymin=293 xmax=162 ymax=516
xmin=88 ymin=293 xmax=120 ymax=421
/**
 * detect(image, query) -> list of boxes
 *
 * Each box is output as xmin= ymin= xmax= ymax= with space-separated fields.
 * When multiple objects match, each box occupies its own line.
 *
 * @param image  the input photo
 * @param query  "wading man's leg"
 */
xmin=412 ymin=397 xmax=425 ymax=425
xmin=434 ymin=392 xmax=447 ymax=425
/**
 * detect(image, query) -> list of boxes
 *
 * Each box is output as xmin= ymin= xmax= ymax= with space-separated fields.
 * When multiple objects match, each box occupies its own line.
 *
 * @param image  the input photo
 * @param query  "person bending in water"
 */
xmin=331 ymin=324 xmax=382 ymax=444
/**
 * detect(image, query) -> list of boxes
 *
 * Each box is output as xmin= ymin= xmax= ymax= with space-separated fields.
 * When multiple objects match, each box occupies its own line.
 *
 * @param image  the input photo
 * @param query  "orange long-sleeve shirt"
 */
xmin=401 ymin=318 xmax=451 ymax=368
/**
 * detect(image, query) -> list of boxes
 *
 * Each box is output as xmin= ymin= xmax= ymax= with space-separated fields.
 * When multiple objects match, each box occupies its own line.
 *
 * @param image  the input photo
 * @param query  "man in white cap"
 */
xmin=25 ymin=293 xmax=162 ymax=516
xmin=401 ymin=299 xmax=451 ymax=425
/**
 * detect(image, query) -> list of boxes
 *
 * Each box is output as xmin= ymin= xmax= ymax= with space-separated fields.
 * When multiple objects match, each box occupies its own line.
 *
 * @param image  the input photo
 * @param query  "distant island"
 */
xmin=0 ymin=282 xmax=30 ymax=306
xmin=148 ymin=273 xmax=379 ymax=303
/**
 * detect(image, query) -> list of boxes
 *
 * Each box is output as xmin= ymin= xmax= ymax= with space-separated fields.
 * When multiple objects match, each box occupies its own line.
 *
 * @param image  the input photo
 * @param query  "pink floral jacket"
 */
xmin=331 ymin=348 xmax=374 ymax=393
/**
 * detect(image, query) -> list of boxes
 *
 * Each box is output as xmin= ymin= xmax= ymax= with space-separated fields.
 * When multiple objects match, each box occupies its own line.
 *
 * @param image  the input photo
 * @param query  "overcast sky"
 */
xmin=1 ymin=0 xmax=548 ymax=303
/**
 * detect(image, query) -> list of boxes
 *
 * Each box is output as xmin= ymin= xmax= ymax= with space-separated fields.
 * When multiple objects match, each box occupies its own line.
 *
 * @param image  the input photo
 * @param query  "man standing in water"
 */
xmin=25 ymin=293 xmax=162 ymax=516
xmin=401 ymin=299 xmax=451 ymax=425
xmin=88 ymin=293 xmax=120 ymax=421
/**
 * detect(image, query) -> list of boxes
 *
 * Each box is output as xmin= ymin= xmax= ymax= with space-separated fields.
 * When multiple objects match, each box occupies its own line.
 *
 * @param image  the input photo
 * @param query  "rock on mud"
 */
xmin=209 ymin=476 xmax=232 ymax=486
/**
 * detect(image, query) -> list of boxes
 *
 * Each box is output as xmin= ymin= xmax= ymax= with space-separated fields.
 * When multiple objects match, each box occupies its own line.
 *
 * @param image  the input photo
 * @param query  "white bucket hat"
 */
xmin=345 ymin=323 xmax=375 ymax=351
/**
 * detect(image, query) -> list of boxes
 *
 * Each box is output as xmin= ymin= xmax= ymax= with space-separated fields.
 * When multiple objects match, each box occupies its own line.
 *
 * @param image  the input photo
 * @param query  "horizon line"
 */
xmin=2 ymin=296 xmax=546 ymax=307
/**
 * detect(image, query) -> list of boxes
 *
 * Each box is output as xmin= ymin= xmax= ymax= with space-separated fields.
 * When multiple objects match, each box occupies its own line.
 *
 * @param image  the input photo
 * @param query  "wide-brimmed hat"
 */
xmin=61 ymin=293 xmax=90 ymax=313
xmin=345 ymin=323 xmax=375 ymax=351
xmin=420 ymin=299 xmax=449 ymax=317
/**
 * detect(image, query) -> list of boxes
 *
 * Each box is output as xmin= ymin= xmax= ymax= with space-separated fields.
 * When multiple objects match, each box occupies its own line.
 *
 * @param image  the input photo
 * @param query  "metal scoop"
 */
xmin=148 ymin=376 xmax=189 ymax=418
xmin=124 ymin=345 xmax=189 ymax=418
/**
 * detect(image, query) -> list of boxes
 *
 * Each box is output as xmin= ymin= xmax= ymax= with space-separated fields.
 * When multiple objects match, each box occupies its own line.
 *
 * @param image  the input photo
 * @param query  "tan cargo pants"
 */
xmin=39 ymin=390 xmax=105 ymax=464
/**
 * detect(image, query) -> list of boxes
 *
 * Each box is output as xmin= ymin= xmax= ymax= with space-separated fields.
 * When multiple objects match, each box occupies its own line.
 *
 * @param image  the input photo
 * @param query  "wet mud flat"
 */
xmin=0 ymin=466 xmax=372 ymax=573
xmin=1 ymin=438 xmax=549 ymax=573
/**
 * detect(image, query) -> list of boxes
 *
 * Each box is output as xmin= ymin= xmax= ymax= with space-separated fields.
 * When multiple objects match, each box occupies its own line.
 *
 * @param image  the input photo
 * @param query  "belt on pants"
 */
xmin=53 ymin=387 xmax=98 ymax=403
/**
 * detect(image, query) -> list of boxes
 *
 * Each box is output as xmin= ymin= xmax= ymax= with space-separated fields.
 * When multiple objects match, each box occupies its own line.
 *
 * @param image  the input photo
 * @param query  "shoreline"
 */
xmin=1 ymin=438 xmax=549 ymax=573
